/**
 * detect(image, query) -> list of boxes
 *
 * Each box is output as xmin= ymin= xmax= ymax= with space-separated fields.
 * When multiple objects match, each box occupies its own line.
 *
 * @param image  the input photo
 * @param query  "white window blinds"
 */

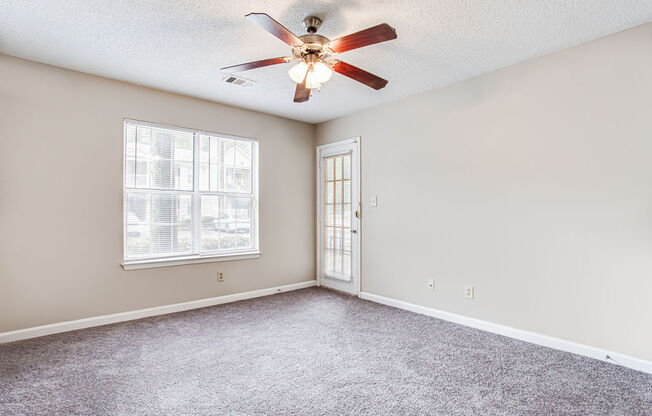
xmin=123 ymin=120 xmax=258 ymax=263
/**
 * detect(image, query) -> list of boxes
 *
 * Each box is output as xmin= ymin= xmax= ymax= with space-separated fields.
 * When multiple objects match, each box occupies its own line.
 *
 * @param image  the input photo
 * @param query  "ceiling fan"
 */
xmin=221 ymin=13 xmax=397 ymax=103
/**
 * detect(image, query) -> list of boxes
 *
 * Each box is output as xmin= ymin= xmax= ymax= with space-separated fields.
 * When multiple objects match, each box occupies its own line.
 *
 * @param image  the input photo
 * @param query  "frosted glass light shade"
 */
xmin=305 ymin=70 xmax=322 ymax=89
xmin=311 ymin=61 xmax=332 ymax=83
xmin=288 ymin=62 xmax=309 ymax=84
xmin=288 ymin=60 xmax=333 ymax=89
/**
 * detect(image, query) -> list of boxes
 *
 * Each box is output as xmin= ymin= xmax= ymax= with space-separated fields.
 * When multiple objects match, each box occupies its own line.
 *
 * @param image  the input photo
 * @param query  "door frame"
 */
xmin=315 ymin=137 xmax=361 ymax=295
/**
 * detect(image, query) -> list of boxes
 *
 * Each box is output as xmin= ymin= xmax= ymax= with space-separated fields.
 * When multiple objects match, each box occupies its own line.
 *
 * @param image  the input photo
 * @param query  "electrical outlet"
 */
xmin=217 ymin=272 xmax=224 ymax=282
xmin=426 ymin=279 xmax=434 ymax=291
xmin=464 ymin=285 xmax=474 ymax=299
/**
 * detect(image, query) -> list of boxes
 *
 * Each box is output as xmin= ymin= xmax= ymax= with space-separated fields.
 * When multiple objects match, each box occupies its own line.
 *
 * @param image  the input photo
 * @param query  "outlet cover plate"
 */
xmin=464 ymin=285 xmax=474 ymax=299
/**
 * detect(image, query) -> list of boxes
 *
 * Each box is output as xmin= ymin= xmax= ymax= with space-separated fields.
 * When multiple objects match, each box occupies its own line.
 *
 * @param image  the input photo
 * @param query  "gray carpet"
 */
xmin=0 ymin=287 xmax=650 ymax=415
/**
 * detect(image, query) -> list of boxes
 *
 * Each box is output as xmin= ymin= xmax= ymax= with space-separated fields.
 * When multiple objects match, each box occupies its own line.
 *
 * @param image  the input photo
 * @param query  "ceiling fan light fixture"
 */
xmin=225 ymin=13 xmax=396 ymax=102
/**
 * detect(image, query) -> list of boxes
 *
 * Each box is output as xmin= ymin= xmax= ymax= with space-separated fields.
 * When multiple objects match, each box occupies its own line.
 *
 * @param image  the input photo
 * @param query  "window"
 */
xmin=123 ymin=120 xmax=259 ymax=268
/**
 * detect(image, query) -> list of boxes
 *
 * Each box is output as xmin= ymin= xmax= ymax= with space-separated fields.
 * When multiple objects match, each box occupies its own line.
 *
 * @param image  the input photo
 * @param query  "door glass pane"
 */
xmin=335 ymin=204 xmax=342 ymax=226
xmin=326 ymin=205 xmax=334 ymax=226
xmin=323 ymin=153 xmax=352 ymax=277
xmin=334 ymin=228 xmax=342 ymax=274
xmin=343 ymin=181 xmax=351 ymax=203
xmin=335 ymin=156 xmax=342 ymax=180
xmin=335 ymin=181 xmax=342 ymax=204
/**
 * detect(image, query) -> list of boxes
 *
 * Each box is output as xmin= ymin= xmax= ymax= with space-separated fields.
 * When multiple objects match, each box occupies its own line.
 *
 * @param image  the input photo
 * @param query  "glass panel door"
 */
xmin=323 ymin=152 xmax=352 ymax=278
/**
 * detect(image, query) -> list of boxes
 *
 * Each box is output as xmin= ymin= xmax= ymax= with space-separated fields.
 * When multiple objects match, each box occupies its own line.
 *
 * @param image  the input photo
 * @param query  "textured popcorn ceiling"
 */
xmin=2 ymin=1 xmax=652 ymax=123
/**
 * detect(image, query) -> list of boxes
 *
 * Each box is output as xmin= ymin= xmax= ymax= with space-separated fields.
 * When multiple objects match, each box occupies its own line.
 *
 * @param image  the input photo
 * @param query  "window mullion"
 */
xmin=192 ymin=131 xmax=201 ymax=255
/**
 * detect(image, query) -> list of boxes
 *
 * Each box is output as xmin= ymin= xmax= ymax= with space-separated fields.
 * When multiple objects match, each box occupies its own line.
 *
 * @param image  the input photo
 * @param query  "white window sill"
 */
xmin=122 ymin=251 xmax=262 ymax=270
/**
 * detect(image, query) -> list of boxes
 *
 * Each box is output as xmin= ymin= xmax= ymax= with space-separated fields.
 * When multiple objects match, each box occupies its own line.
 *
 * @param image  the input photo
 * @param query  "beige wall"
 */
xmin=0 ymin=55 xmax=315 ymax=332
xmin=2 ymin=21 xmax=651 ymax=362
xmin=316 ymin=23 xmax=652 ymax=361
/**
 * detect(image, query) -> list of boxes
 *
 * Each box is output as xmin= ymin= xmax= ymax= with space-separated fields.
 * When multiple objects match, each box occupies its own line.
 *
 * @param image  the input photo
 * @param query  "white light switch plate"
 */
xmin=371 ymin=195 xmax=378 ymax=207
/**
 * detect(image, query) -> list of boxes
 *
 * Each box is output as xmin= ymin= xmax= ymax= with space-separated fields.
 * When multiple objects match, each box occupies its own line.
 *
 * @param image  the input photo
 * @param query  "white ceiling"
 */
xmin=2 ymin=1 xmax=652 ymax=123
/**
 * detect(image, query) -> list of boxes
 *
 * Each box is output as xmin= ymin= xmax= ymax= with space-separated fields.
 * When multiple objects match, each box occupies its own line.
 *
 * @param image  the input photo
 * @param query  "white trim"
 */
xmin=316 ymin=137 xmax=360 ymax=150
xmin=358 ymin=291 xmax=652 ymax=375
xmin=315 ymin=138 xmax=361 ymax=295
xmin=122 ymin=251 xmax=262 ymax=270
xmin=124 ymin=118 xmax=197 ymax=134
xmin=315 ymin=148 xmax=320 ymax=286
xmin=354 ymin=138 xmax=361 ymax=294
xmin=0 ymin=280 xmax=317 ymax=344
xmin=124 ymin=118 xmax=260 ymax=143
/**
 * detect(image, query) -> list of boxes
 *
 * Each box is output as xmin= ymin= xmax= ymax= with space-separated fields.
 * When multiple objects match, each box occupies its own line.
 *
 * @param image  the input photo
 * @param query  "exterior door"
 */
xmin=316 ymin=138 xmax=360 ymax=295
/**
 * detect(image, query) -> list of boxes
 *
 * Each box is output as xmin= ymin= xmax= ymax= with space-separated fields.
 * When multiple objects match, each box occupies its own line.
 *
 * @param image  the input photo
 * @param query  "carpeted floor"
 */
xmin=0 ymin=287 xmax=651 ymax=415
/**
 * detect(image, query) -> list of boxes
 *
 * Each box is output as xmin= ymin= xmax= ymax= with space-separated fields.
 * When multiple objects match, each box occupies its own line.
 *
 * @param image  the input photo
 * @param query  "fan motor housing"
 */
xmin=294 ymin=34 xmax=331 ymax=59
xmin=299 ymin=34 xmax=330 ymax=45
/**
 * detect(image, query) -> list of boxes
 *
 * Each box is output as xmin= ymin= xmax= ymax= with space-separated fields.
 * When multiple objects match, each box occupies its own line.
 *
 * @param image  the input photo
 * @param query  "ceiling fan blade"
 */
xmin=331 ymin=61 xmax=388 ymax=90
xmin=245 ymin=13 xmax=304 ymax=48
xmin=329 ymin=23 xmax=397 ymax=53
xmin=221 ymin=57 xmax=292 ymax=72
xmin=294 ymin=73 xmax=311 ymax=103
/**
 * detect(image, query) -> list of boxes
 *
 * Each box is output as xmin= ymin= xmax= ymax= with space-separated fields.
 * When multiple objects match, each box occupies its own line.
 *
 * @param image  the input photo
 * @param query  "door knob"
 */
xmin=351 ymin=229 xmax=357 ymax=234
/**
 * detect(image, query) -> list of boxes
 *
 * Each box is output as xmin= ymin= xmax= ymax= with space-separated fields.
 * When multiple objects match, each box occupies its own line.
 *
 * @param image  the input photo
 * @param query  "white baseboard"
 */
xmin=0 ymin=280 xmax=317 ymax=344
xmin=359 ymin=291 xmax=652 ymax=375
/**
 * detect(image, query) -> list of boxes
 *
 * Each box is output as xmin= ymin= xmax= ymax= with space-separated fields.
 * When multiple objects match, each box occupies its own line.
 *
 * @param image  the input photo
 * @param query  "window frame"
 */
xmin=121 ymin=119 xmax=260 ymax=270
